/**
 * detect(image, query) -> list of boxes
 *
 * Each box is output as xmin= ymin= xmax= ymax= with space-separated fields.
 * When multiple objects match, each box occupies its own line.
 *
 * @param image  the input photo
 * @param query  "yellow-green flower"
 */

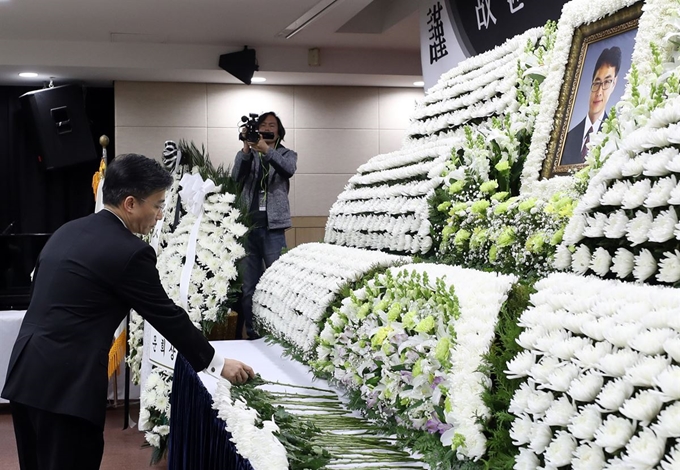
xmin=449 ymin=202 xmax=468 ymax=215
xmin=550 ymin=227 xmax=565 ymax=246
xmin=442 ymin=225 xmax=454 ymax=243
xmin=387 ymin=303 xmax=402 ymax=321
xmin=403 ymin=310 xmax=417 ymax=330
xmin=371 ymin=326 xmax=393 ymax=348
xmin=413 ymin=359 xmax=423 ymax=377
xmin=453 ymin=229 xmax=471 ymax=248
xmin=470 ymin=200 xmax=490 ymax=215
xmin=495 ymin=160 xmax=510 ymax=172
xmin=526 ymin=232 xmax=546 ymax=254
xmin=480 ymin=180 xmax=498 ymax=194
xmin=374 ymin=300 xmax=388 ymax=312
xmin=494 ymin=201 xmax=512 ymax=215
xmin=489 ymin=244 xmax=498 ymax=262
xmin=448 ymin=180 xmax=466 ymax=194
xmin=491 ymin=191 xmax=509 ymax=202
xmin=518 ymin=198 xmax=537 ymax=212
xmin=497 ymin=227 xmax=516 ymax=247
xmin=357 ymin=304 xmax=370 ymax=319
xmin=415 ymin=315 xmax=436 ymax=334
xmin=435 ymin=337 xmax=450 ymax=364
xmin=470 ymin=227 xmax=489 ymax=249
xmin=437 ymin=201 xmax=452 ymax=213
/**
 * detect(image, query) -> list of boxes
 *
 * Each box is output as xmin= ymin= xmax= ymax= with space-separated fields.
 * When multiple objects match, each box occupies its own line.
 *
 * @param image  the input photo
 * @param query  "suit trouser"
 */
xmin=10 ymin=402 xmax=105 ymax=470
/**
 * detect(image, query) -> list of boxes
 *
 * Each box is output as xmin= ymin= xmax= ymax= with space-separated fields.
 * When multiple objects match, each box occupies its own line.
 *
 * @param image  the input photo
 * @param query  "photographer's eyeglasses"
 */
xmin=591 ymin=79 xmax=614 ymax=92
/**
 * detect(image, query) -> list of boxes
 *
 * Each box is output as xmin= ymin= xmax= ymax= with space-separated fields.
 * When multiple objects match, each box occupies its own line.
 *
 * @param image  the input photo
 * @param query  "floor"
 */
xmin=0 ymin=402 xmax=166 ymax=470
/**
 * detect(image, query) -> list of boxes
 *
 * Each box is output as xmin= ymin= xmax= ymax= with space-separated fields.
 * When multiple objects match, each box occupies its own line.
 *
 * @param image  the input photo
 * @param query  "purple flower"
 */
xmin=431 ymin=376 xmax=444 ymax=388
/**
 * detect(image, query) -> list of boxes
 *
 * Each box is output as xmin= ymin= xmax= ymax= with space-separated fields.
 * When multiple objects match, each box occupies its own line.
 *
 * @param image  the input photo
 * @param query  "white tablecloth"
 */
xmin=0 ymin=310 xmax=26 ymax=403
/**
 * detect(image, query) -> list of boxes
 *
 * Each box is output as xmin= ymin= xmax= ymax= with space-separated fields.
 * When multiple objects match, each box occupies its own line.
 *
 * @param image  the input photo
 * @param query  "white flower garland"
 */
xmin=252 ymin=243 xmax=408 ymax=357
xmin=212 ymin=381 xmax=288 ymax=470
xmin=314 ymin=263 xmax=517 ymax=461
xmin=508 ymin=272 xmax=680 ymax=469
xmin=324 ymin=140 xmax=451 ymax=255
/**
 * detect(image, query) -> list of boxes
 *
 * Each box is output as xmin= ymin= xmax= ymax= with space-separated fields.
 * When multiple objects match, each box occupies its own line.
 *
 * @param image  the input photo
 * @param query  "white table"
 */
xmin=0 ymin=310 xmax=26 ymax=403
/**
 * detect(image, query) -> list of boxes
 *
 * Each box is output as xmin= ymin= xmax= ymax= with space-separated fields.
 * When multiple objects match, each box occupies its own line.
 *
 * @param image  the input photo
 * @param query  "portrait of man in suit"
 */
xmin=561 ymin=46 xmax=622 ymax=166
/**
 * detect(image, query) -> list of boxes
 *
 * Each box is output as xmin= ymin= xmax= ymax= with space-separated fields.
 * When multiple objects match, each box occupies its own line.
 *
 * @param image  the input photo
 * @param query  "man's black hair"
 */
xmin=103 ymin=153 xmax=173 ymax=206
xmin=593 ymin=46 xmax=622 ymax=81
xmin=257 ymin=111 xmax=285 ymax=144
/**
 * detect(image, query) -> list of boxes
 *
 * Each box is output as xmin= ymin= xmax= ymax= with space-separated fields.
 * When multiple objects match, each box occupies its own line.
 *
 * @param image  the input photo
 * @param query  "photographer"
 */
xmin=232 ymin=112 xmax=297 ymax=340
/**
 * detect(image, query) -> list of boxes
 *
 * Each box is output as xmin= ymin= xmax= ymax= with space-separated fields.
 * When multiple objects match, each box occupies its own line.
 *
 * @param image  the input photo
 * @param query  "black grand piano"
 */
xmin=0 ymin=231 xmax=51 ymax=310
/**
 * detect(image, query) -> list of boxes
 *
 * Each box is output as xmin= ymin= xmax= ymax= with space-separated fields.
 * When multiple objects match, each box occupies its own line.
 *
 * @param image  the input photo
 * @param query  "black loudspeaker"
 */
xmin=20 ymin=85 xmax=97 ymax=170
xmin=219 ymin=47 xmax=258 ymax=85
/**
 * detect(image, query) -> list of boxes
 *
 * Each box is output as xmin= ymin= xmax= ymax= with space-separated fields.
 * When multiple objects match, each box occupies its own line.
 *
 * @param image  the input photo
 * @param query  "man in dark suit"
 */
xmin=561 ymin=46 xmax=622 ymax=165
xmin=2 ymin=154 xmax=254 ymax=470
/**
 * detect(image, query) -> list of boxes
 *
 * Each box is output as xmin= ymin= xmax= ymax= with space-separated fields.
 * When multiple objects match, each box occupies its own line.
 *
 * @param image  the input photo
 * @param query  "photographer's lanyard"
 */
xmin=257 ymin=152 xmax=269 ymax=212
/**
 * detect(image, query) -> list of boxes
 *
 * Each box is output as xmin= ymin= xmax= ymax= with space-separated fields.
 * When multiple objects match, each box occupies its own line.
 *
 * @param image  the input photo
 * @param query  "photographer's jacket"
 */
xmin=232 ymin=145 xmax=297 ymax=229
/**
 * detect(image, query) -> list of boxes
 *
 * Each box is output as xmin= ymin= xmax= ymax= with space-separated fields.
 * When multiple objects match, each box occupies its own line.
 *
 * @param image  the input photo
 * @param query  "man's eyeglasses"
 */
xmin=139 ymin=198 xmax=166 ymax=212
xmin=591 ymin=79 xmax=614 ymax=92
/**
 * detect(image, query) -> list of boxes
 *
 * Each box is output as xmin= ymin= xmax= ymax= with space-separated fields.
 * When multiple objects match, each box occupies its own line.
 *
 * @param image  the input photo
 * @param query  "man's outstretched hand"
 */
xmin=221 ymin=358 xmax=255 ymax=384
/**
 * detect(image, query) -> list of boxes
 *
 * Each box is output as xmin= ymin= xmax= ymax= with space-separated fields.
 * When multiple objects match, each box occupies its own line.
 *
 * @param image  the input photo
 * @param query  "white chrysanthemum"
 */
xmin=551 ymin=336 xmax=591 ymax=361
xmin=649 ymin=209 xmax=678 ymax=243
xmin=620 ymin=390 xmax=664 ymax=426
xmin=645 ymin=176 xmax=677 ymax=207
xmin=529 ymin=355 xmax=562 ymax=384
xmin=596 ymin=378 xmax=634 ymax=412
xmin=589 ymin=248 xmax=612 ymax=277
xmin=667 ymin=179 xmax=680 ymax=204
xmin=553 ymin=244 xmax=572 ymax=270
xmin=633 ymin=248 xmax=657 ymax=282
xmin=593 ymin=414 xmax=636 ymax=453
xmin=657 ymin=250 xmax=680 ymax=283
xmin=600 ymin=180 xmax=632 ymax=206
xmin=653 ymin=402 xmax=680 ymax=438
xmin=626 ymin=210 xmax=654 ymax=246
xmin=603 ymin=210 xmax=629 ymax=239
xmin=505 ymin=351 xmax=537 ymax=379
xmin=654 ymin=365 xmax=680 ymax=401
xmin=568 ymin=405 xmax=602 ymax=441
xmin=544 ymin=431 xmax=577 ymax=468
xmin=644 ymin=150 xmax=674 ymax=177
xmin=543 ymin=396 xmax=577 ymax=426
xmin=567 ymin=371 xmax=603 ymax=403
xmin=544 ymin=363 xmax=580 ymax=392
xmin=611 ymin=248 xmax=635 ymax=279
xmin=571 ymin=244 xmax=592 ymax=275
xmin=603 ymin=322 xmax=642 ymax=349
xmin=528 ymin=422 xmax=553 ymax=454
xmin=598 ymin=349 xmax=639 ymax=377
xmin=622 ymin=428 xmax=666 ymax=469
xmin=509 ymin=382 xmax=534 ymax=415
xmin=625 ymin=355 xmax=671 ymax=388
xmin=510 ymin=414 xmax=534 ymax=445
xmin=621 ymin=157 xmax=645 ymax=177
xmin=514 ymin=448 xmax=540 ymax=470
xmin=664 ymin=337 xmax=680 ymax=363
xmin=660 ymin=443 xmax=680 ymax=470
xmin=563 ymin=214 xmax=587 ymax=245
xmin=572 ymin=442 xmax=605 ymax=470
xmin=573 ymin=341 xmax=612 ymax=368
xmin=629 ymin=328 xmax=676 ymax=355
xmin=583 ymin=212 xmax=608 ymax=238
xmin=526 ymin=390 xmax=555 ymax=417
xmin=621 ymin=179 xmax=652 ymax=209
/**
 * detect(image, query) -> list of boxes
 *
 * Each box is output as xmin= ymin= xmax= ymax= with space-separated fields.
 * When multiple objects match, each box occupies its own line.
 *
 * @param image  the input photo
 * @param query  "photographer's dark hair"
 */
xmin=103 ymin=153 xmax=173 ymax=206
xmin=593 ymin=47 xmax=622 ymax=80
xmin=258 ymin=111 xmax=285 ymax=143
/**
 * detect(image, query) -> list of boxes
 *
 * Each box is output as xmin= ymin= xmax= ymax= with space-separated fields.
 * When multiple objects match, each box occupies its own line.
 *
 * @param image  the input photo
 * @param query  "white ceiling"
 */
xmin=0 ymin=0 xmax=423 ymax=88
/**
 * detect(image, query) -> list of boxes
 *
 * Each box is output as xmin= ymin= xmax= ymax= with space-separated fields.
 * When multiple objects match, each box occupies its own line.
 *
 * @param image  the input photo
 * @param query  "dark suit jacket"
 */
xmin=561 ymin=114 xmax=606 ymax=166
xmin=2 ymin=210 xmax=215 ymax=429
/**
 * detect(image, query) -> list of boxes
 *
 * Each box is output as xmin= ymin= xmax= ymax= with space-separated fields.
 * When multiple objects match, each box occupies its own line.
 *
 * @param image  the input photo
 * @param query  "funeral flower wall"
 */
xmin=312 ymin=263 xmax=517 ymax=466
xmin=556 ymin=5 xmax=680 ymax=284
xmin=253 ymin=242 xmax=408 ymax=358
xmin=507 ymin=273 xmax=680 ymax=469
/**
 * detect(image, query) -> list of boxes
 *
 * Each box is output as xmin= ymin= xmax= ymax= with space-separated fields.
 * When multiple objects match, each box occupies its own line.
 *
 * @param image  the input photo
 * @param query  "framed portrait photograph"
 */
xmin=542 ymin=2 xmax=642 ymax=178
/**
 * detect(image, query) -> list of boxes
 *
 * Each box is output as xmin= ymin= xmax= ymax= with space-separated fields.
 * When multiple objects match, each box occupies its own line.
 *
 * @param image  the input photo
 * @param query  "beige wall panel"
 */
xmin=115 ymin=82 xmax=207 ymax=128
xmin=378 ymin=88 xmax=422 ymax=129
xmin=295 ymin=228 xmax=326 ymax=245
xmin=379 ymin=129 xmax=408 ymax=155
xmin=285 ymin=228 xmax=296 ymax=249
xmin=206 ymin=85 xmax=295 ymax=129
xmin=294 ymin=174 xmax=351 ymax=217
xmin=292 ymin=216 xmax=328 ymax=228
xmin=295 ymin=129 xmax=378 ymax=174
xmin=115 ymin=127 xmax=207 ymax=162
xmin=294 ymin=87 xmax=379 ymax=130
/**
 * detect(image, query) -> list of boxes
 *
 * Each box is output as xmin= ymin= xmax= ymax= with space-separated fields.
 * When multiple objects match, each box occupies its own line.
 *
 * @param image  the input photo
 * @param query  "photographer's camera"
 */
xmin=239 ymin=114 xmax=274 ymax=143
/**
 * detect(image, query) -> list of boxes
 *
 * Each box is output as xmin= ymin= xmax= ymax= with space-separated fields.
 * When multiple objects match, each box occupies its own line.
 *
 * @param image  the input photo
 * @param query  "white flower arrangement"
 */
xmin=212 ymin=381 xmax=288 ymax=470
xmin=324 ymin=140 xmax=452 ymax=254
xmin=507 ymin=272 xmax=680 ymax=468
xmin=253 ymin=243 xmax=408 ymax=357
xmin=314 ymin=263 xmax=517 ymax=462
